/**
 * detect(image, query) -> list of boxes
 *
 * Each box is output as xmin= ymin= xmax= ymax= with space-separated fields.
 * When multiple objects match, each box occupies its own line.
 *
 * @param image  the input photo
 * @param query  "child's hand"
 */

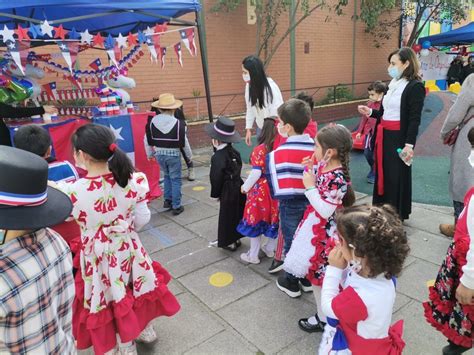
xmin=358 ymin=105 xmax=371 ymax=116
xmin=301 ymin=154 xmax=315 ymax=171
xmin=302 ymin=169 xmax=315 ymax=189
xmin=240 ymin=186 xmax=247 ymax=194
xmin=456 ymin=283 xmax=474 ymax=305
xmin=356 ymin=133 xmax=361 ymax=141
xmin=328 ymin=247 xmax=347 ymax=270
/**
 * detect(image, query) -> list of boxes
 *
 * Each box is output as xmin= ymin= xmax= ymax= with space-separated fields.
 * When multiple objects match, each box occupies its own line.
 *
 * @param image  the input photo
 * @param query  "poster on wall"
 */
xmin=419 ymin=52 xmax=456 ymax=81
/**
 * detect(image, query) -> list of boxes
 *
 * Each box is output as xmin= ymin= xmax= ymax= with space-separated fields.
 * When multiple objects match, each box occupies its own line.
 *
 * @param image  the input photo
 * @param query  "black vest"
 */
xmin=146 ymin=115 xmax=185 ymax=149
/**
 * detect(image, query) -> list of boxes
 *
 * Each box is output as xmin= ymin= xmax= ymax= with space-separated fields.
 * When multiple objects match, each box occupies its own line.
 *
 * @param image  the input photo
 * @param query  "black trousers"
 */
xmin=0 ymin=120 xmax=12 ymax=146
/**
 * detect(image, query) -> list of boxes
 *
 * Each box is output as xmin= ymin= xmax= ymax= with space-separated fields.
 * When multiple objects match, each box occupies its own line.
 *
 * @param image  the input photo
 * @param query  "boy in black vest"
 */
xmin=145 ymin=93 xmax=186 ymax=215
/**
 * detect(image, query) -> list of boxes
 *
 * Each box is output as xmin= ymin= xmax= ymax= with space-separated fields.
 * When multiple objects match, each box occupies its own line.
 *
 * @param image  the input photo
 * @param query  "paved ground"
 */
xmin=126 ymin=147 xmax=458 ymax=355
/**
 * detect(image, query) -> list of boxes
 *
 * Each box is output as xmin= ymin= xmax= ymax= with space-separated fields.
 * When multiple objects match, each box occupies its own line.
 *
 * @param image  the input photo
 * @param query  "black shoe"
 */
xmin=268 ymin=259 xmax=284 ymax=274
xmin=235 ymin=239 xmax=242 ymax=247
xmin=276 ymin=275 xmax=301 ymax=298
xmin=172 ymin=206 xmax=184 ymax=215
xmin=298 ymin=315 xmax=326 ymax=333
xmin=442 ymin=342 xmax=471 ymax=355
xmin=222 ymin=242 xmax=240 ymax=252
xmin=163 ymin=199 xmax=172 ymax=210
xmin=299 ymin=278 xmax=313 ymax=292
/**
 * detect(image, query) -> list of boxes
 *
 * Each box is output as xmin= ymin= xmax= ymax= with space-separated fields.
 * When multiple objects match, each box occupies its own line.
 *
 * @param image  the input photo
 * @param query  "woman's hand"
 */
xmin=358 ymin=105 xmax=371 ymax=116
xmin=328 ymin=246 xmax=347 ymax=269
xmin=456 ymin=283 xmax=474 ymax=305
xmin=401 ymin=144 xmax=414 ymax=163
xmin=43 ymin=105 xmax=58 ymax=115
xmin=245 ymin=129 xmax=252 ymax=146
xmin=302 ymin=169 xmax=316 ymax=190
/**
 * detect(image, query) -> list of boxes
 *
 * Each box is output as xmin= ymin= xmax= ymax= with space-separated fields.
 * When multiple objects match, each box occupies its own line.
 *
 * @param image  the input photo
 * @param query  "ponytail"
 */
xmin=339 ymin=148 xmax=355 ymax=207
xmin=72 ymin=124 xmax=134 ymax=188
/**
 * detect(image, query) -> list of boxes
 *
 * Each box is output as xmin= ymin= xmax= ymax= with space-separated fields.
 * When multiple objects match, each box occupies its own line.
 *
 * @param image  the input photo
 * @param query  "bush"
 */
xmin=318 ymin=85 xmax=354 ymax=105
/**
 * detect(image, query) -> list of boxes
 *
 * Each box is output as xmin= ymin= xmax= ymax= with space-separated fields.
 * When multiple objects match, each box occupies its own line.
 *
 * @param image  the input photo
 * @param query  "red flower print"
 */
xmin=118 ymin=240 xmax=130 ymax=251
xmin=141 ymin=247 xmax=147 ymax=256
xmin=121 ymin=256 xmax=134 ymax=273
xmin=101 ymin=273 xmax=111 ymax=287
xmin=78 ymin=210 xmax=87 ymax=224
xmin=104 ymin=174 xmax=116 ymax=186
xmin=85 ymin=261 xmax=93 ymax=276
xmin=99 ymin=291 xmax=107 ymax=308
xmin=461 ymin=320 xmax=471 ymax=331
xmin=131 ymin=238 xmax=138 ymax=250
xmin=108 ymin=254 xmax=118 ymax=268
xmin=137 ymin=176 xmax=145 ymax=184
xmin=87 ymin=179 xmax=103 ymax=191
xmin=94 ymin=199 xmax=107 ymax=213
xmin=70 ymin=193 xmax=77 ymax=204
xmin=96 ymin=228 xmax=109 ymax=243
xmin=139 ymin=261 xmax=151 ymax=270
xmin=107 ymin=197 xmax=117 ymax=211
xmin=125 ymin=189 xmax=138 ymax=199
xmin=134 ymin=276 xmax=145 ymax=292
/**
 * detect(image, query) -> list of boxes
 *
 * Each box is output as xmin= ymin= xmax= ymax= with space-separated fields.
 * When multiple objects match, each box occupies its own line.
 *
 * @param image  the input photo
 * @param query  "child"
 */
xmin=266 ymin=98 xmax=313 ymax=279
xmin=237 ymin=116 xmax=279 ymax=264
xmin=0 ymin=146 xmax=75 ymax=354
xmin=281 ymin=125 xmax=355 ymax=332
xmin=319 ymin=204 xmax=409 ymax=354
xmin=145 ymin=93 xmax=186 ymax=215
xmin=55 ymin=124 xmax=180 ymax=355
xmin=206 ymin=116 xmax=246 ymax=251
xmin=13 ymin=124 xmax=81 ymax=249
xmin=423 ymin=127 xmax=474 ymax=355
xmin=355 ymin=81 xmax=387 ymax=184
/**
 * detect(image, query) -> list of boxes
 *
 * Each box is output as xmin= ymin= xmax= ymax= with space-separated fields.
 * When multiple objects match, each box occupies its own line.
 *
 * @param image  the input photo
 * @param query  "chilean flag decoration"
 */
xmin=41 ymin=82 xmax=59 ymax=101
xmin=145 ymin=37 xmax=158 ymax=63
xmin=89 ymin=58 xmax=102 ymax=71
xmin=6 ymin=40 xmax=29 ymax=75
xmin=174 ymin=42 xmax=183 ymax=67
xmin=160 ymin=47 xmax=167 ymax=68
xmin=57 ymin=41 xmax=79 ymax=73
xmin=180 ymin=28 xmax=196 ymax=56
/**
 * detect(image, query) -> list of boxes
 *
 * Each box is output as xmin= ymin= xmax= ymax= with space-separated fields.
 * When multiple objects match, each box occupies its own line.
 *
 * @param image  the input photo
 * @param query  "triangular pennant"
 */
xmin=180 ymin=28 xmax=197 ymax=56
xmin=174 ymin=42 xmax=183 ymax=67
xmin=58 ymin=41 xmax=79 ymax=73
xmin=160 ymin=47 xmax=167 ymax=69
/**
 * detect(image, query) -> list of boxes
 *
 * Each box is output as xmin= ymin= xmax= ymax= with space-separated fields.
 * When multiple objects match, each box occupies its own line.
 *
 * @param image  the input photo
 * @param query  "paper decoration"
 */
xmin=6 ymin=40 xmax=30 ymax=75
xmin=146 ymin=37 xmax=158 ymax=62
xmin=69 ymin=28 xmax=80 ymax=40
xmin=144 ymin=26 xmax=155 ymax=36
xmin=89 ymin=58 xmax=102 ymax=71
xmin=116 ymin=33 xmax=128 ymax=48
xmin=40 ymin=20 xmax=54 ymax=38
xmin=42 ymin=82 xmax=59 ymax=100
xmin=174 ymin=42 xmax=183 ymax=67
xmin=92 ymin=33 xmax=104 ymax=47
xmin=80 ymin=29 xmax=93 ymax=45
xmin=54 ymin=25 xmax=68 ymax=40
xmin=180 ymin=28 xmax=196 ymax=56
xmin=0 ymin=25 xmax=15 ymax=43
xmin=15 ymin=25 xmax=30 ymax=41
xmin=58 ymin=41 xmax=79 ymax=73
xmin=160 ymin=47 xmax=167 ymax=68
xmin=28 ymin=23 xmax=42 ymax=39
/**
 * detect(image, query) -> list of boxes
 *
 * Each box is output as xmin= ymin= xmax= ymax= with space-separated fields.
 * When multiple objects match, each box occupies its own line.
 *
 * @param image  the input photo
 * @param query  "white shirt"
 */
xmin=382 ymin=78 xmax=409 ymax=121
xmin=245 ymin=78 xmax=283 ymax=129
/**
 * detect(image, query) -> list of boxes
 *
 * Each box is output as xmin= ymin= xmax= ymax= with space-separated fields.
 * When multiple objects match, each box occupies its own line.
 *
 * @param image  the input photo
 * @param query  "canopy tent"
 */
xmin=0 ymin=0 xmax=214 ymax=120
xmin=418 ymin=22 xmax=474 ymax=46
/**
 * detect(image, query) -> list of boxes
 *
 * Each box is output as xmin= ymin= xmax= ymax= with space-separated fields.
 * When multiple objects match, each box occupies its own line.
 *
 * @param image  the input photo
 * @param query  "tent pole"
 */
xmin=195 ymin=10 xmax=213 ymax=123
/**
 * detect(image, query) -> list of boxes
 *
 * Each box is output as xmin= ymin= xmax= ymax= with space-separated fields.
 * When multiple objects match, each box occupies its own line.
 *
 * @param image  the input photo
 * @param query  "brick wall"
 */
xmin=34 ymin=0 xmax=399 ymax=120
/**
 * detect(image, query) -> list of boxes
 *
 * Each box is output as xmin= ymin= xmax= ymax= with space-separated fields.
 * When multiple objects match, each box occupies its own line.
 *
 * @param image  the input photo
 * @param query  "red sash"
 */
xmin=375 ymin=120 xmax=400 ymax=195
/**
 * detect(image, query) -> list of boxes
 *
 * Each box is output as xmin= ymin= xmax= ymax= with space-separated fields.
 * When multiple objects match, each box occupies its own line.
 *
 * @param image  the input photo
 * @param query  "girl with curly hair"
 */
xmin=319 ymin=204 xmax=409 ymax=354
xmin=279 ymin=124 xmax=355 ymax=332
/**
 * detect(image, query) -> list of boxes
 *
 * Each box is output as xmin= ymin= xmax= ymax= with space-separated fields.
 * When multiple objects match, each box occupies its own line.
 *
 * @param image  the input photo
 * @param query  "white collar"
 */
xmin=216 ymin=143 xmax=228 ymax=151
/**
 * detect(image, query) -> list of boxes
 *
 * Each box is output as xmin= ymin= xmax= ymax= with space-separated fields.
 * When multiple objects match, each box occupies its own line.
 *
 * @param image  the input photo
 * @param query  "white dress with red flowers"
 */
xmin=58 ymin=172 xmax=180 ymax=354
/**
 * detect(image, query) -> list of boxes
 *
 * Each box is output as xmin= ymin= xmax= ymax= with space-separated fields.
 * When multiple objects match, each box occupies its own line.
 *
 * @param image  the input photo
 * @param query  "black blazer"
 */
xmin=371 ymin=80 xmax=425 ymax=147
xmin=0 ymin=103 xmax=45 ymax=146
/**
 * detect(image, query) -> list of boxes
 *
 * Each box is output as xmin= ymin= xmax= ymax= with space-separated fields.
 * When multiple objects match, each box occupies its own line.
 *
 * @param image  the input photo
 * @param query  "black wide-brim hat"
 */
xmin=205 ymin=116 xmax=242 ymax=143
xmin=0 ymin=146 xmax=72 ymax=230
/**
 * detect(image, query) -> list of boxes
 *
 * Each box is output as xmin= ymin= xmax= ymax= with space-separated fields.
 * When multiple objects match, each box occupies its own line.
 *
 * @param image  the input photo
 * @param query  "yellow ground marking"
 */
xmin=192 ymin=186 xmax=206 ymax=191
xmin=209 ymin=272 xmax=234 ymax=287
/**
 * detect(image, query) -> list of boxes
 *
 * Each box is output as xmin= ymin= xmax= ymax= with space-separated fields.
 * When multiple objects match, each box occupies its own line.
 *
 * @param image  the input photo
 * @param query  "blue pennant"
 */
xmin=69 ymin=27 xmax=80 ymax=40
xmin=137 ymin=31 xmax=147 ymax=44
xmin=28 ymin=23 xmax=42 ymax=39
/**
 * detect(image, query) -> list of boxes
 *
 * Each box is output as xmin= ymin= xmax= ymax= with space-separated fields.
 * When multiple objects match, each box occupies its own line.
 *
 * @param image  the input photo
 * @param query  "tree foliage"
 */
xmin=359 ymin=0 xmax=469 ymax=47
xmin=211 ymin=0 xmax=349 ymax=67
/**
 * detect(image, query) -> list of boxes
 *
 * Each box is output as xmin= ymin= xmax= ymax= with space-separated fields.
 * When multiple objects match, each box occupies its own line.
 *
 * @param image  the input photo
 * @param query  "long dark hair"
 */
xmin=257 ymin=116 xmax=277 ymax=152
xmin=242 ymin=55 xmax=273 ymax=109
xmin=316 ymin=124 xmax=356 ymax=207
xmin=72 ymin=124 xmax=134 ymax=188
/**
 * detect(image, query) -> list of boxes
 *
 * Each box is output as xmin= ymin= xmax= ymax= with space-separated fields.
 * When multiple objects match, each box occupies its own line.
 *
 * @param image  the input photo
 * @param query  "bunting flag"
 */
xmin=67 ymin=75 xmax=82 ymax=90
xmin=58 ymin=41 xmax=79 ymax=73
xmin=89 ymin=58 xmax=102 ymax=71
xmin=6 ymin=40 xmax=29 ymax=75
xmin=180 ymin=28 xmax=196 ymax=56
xmin=41 ymin=82 xmax=59 ymax=100
xmin=174 ymin=42 xmax=183 ymax=67
xmin=104 ymin=35 xmax=119 ymax=68
xmin=160 ymin=47 xmax=167 ymax=68
xmin=146 ymin=37 xmax=158 ymax=63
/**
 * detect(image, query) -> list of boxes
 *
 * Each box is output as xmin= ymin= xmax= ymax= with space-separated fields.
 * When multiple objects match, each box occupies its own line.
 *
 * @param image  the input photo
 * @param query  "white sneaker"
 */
xmin=240 ymin=252 xmax=260 ymax=264
xmin=261 ymin=245 xmax=275 ymax=258
xmin=187 ymin=167 xmax=196 ymax=181
xmin=118 ymin=343 xmax=137 ymax=355
xmin=136 ymin=324 xmax=157 ymax=344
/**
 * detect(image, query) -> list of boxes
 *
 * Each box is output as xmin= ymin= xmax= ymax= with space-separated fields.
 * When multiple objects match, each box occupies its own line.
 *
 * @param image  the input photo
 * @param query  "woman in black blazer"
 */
xmin=0 ymin=103 xmax=58 ymax=146
xmin=358 ymin=47 xmax=425 ymax=220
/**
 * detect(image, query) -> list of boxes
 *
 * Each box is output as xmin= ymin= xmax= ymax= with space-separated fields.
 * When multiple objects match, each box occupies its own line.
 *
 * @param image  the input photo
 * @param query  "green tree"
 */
xmin=359 ymin=0 xmax=469 ymax=47
xmin=212 ymin=0 xmax=348 ymax=67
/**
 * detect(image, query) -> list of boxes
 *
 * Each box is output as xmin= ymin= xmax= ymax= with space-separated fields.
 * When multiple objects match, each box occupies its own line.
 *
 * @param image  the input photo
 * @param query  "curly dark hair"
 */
xmin=336 ymin=204 xmax=410 ymax=279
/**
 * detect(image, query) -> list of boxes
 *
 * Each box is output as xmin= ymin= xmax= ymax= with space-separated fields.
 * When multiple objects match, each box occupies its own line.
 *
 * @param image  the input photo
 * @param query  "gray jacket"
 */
xmin=440 ymin=74 xmax=474 ymax=202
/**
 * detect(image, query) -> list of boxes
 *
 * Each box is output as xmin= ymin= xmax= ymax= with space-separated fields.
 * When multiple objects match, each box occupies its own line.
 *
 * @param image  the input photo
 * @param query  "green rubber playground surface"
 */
xmin=235 ymin=94 xmax=452 ymax=206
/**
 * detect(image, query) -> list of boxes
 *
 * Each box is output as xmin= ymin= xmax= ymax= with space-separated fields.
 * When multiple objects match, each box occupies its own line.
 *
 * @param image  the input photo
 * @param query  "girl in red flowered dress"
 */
xmin=283 ymin=124 xmax=355 ymax=332
xmin=237 ymin=117 xmax=279 ymax=264
xmin=55 ymin=124 xmax=180 ymax=355
xmin=424 ymin=128 xmax=474 ymax=355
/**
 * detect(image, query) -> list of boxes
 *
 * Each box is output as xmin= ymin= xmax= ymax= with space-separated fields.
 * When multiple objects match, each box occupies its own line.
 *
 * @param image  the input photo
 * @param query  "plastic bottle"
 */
xmin=397 ymin=148 xmax=413 ymax=166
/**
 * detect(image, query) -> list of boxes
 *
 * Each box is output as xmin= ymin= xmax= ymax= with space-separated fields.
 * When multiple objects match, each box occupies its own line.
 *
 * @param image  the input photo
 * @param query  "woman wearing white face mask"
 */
xmin=439 ymin=74 xmax=474 ymax=238
xmin=358 ymin=47 xmax=425 ymax=221
xmin=242 ymin=55 xmax=284 ymax=146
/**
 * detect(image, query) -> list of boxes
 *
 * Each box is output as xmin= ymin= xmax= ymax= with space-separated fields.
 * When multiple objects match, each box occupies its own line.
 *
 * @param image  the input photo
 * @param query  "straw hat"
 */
xmin=151 ymin=93 xmax=183 ymax=110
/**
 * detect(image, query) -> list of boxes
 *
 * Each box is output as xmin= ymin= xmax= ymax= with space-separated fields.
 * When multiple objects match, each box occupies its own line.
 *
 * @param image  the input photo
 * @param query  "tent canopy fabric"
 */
xmin=0 ymin=0 xmax=201 ymax=35
xmin=418 ymin=22 xmax=474 ymax=46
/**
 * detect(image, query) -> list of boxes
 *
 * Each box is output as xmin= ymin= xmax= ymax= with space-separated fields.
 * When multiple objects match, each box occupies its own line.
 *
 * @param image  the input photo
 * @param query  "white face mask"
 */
xmin=242 ymin=73 xmax=250 ymax=83
xmin=469 ymin=149 xmax=474 ymax=168
xmin=277 ymin=123 xmax=288 ymax=138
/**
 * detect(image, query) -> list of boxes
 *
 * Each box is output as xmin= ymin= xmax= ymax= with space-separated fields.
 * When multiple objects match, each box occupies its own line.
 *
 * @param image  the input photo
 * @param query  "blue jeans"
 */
xmin=156 ymin=154 xmax=182 ymax=209
xmin=280 ymin=198 xmax=308 ymax=255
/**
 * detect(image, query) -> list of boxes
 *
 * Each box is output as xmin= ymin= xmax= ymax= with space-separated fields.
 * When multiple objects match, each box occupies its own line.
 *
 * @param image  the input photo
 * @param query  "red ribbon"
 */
xmin=375 ymin=119 xmax=400 ymax=196
xmin=109 ymin=143 xmax=118 ymax=152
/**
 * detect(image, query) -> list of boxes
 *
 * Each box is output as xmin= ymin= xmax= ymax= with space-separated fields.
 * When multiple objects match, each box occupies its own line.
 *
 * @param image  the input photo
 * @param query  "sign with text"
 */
xmin=420 ymin=52 xmax=457 ymax=81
